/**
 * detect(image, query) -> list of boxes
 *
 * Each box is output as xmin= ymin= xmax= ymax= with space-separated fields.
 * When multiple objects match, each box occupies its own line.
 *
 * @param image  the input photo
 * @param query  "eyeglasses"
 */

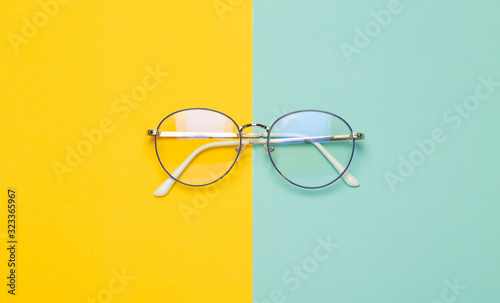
xmin=148 ymin=108 xmax=365 ymax=196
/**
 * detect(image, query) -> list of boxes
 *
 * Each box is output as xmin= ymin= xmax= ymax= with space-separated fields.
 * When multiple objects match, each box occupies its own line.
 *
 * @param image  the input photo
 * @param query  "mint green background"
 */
xmin=253 ymin=1 xmax=500 ymax=302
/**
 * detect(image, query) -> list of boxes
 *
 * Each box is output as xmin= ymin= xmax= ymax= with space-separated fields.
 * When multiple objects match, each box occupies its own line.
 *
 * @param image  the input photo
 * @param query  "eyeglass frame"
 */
xmin=148 ymin=108 xmax=365 ymax=196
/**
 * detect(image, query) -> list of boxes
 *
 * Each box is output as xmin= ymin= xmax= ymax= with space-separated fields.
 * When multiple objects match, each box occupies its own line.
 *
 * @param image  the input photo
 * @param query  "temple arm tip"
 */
xmin=154 ymin=178 xmax=176 ymax=197
xmin=153 ymin=189 xmax=167 ymax=197
xmin=341 ymin=171 xmax=360 ymax=187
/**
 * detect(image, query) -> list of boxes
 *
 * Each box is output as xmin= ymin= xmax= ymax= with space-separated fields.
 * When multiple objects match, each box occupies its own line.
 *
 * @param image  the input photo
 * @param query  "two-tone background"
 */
xmin=1 ymin=1 xmax=499 ymax=302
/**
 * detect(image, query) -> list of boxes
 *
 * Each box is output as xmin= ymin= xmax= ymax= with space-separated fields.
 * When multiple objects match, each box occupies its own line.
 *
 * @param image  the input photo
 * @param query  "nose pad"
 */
xmin=264 ymin=144 xmax=275 ymax=156
xmin=235 ymin=144 xmax=247 ymax=162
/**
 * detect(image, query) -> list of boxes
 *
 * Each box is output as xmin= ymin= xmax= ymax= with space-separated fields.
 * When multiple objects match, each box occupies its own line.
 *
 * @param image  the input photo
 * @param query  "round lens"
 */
xmin=155 ymin=109 xmax=241 ymax=186
xmin=268 ymin=110 xmax=355 ymax=188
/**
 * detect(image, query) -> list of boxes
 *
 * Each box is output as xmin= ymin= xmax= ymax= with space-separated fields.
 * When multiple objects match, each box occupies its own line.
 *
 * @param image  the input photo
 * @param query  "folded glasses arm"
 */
xmin=154 ymin=140 xmax=250 ymax=197
xmin=151 ymin=131 xmax=364 ymax=196
xmin=258 ymin=133 xmax=361 ymax=187
xmin=154 ymin=140 xmax=249 ymax=196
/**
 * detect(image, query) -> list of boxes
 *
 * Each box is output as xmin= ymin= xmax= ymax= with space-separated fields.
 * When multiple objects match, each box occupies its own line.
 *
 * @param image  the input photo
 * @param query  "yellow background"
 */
xmin=0 ymin=0 xmax=252 ymax=302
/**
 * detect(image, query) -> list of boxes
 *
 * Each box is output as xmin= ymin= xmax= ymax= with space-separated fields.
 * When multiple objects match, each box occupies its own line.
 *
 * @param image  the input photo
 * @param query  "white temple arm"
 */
xmin=154 ymin=137 xmax=359 ymax=196
xmin=312 ymin=142 xmax=359 ymax=186
xmin=154 ymin=140 xmax=250 ymax=197
xmin=257 ymin=132 xmax=360 ymax=187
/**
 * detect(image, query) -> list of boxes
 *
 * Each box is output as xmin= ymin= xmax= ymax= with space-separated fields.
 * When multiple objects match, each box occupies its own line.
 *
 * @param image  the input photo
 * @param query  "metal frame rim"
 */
xmin=266 ymin=109 xmax=356 ymax=189
xmin=154 ymin=107 xmax=242 ymax=188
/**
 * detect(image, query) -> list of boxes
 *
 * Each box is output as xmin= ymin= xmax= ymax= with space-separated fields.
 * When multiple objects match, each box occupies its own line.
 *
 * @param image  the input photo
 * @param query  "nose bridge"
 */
xmin=238 ymin=123 xmax=273 ymax=153
xmin=239 ymin=123 xmax=269 ymax=132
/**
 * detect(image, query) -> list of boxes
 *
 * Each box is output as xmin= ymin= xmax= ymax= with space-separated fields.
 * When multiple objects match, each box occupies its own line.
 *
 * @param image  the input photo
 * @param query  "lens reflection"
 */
xmin=268 ymin=111 xmax=354 ymax=188
xmin=155 ymin=109 xmax=241 ymax=186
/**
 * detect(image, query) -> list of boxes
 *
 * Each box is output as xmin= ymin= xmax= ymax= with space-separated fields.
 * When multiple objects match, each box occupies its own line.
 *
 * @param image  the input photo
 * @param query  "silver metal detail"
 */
xmin=155 ymin=131 xmax=239 ymax=138
xmin=239 ymin=123 xmax=270 ymax=132
xmin=148 ymin=129 xmax=157 ymax=136
xmin=241 ymin=133 xmax=265 ymax=138
xmin=249 ymin=134 xmax=358 ymax=145
xmin=352 ymin=132 xmax=365 ymax=140
xmin=148 ymin=129 xmax=364 ymax=141
xmin=150 ymin=131 xmax=264 ymax=139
